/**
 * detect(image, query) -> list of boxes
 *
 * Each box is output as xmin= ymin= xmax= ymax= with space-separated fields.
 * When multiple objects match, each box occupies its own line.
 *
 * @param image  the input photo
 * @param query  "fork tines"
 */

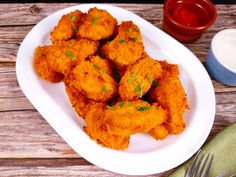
xmin=186 ymin=149 xmax=214 ymax=177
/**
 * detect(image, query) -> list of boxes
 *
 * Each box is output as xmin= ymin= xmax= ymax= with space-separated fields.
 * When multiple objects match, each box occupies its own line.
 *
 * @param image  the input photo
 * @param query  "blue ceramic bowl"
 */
xmin=206 ymin=29 xmax=236 ymax=86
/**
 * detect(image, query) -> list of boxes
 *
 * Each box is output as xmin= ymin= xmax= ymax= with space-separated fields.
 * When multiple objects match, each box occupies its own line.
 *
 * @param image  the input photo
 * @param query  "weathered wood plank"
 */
xmin=0 ymin=110 xmax=78 ymax=158
xmin=0 ymin=158 xmax=173 ymax=177
xmin=0 ymin=3 xmax=163 ymax=26
xmin=0 ymin=159 xmax=173 ymax=177
xmin=0 ymin=4 xmax=235 ymax=62
xmin=0 ymin=158 xmax=91 ymax=166
xmin=0 ymin=166 xmax=172 ymax=177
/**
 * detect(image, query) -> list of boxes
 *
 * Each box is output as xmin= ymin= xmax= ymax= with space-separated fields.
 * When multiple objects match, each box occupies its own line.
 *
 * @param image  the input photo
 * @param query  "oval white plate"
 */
xmin=16 ymin=4 xmax=215 ymax=175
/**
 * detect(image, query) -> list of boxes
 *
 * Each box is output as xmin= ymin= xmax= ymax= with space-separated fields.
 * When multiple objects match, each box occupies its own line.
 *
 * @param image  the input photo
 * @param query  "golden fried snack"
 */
xmin=84 ymin=104 xmax=130 ymax=150
xmin=101 ymin=21 xmax=144 ymax=68
xmin=51 ymin=10 xmax=83 ymax=42
xmin=65 ymin=85 xmax=99 ymax=118
xmin=89 ymin=55 xmax=114 ymax=77
xmin=149 ymin=61 xmax=189 ymax=134
xmin=47 ymin=39 xmax=99 ymax=76
xmin=116 ymin=21 xmax=143 ymax=40
xmin=67 ymin=60 xmax=118 ymax=102
xmin=148 ymin=123 xmax=169 ymax=140
xmin=33 ymin=46 xmax=63 ymax=82
xmin=77 ymin=7 xmax=117 ymax=40
xmin=105 ymin=100 xmax=167 ymax=137
xmin=119 ymin=56 xmax=162 ymax=101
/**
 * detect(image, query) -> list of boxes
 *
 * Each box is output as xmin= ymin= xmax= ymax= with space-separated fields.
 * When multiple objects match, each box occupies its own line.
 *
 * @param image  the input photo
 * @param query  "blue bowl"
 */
xmin=206 ymin=29 xmax=236 ymax=86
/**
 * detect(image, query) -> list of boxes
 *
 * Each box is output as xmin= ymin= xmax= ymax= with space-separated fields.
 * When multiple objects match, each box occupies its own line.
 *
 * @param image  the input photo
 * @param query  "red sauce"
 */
xmin=170 ymin=1 xmax=209 ymax=27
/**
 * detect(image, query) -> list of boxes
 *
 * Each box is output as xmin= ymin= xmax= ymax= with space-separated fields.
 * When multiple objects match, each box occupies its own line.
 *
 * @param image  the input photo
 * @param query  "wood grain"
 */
xmin=0 ymin=158 xmax=173 ymax=177
xmin=0 ymin=110 xmax=78 ymax=158
xmin=0 ymin=3 xmax=236 ymax=177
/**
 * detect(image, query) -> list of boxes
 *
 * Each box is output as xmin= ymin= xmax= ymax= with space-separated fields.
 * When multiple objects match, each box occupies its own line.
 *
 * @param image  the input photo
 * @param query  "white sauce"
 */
xmin=215 ymin=43 xmax=236 ymax=70
xmin=213 ymin=29 xmax=236 ymax=71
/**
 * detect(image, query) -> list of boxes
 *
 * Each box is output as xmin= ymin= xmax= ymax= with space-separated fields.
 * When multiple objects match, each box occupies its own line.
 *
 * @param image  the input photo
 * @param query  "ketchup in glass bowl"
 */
xmin=163 ymin=0 xmax=217 ymax=43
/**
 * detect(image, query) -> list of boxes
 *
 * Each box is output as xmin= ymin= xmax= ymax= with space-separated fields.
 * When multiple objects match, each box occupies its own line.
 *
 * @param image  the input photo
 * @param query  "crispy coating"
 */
xmin=46 ymin=39 xmax=99 ymax=76
xmin=89 ymin=55 xmax=114 ymax=77
xmin=32 ymin=8 xmax=189 ymax=150
xmin=116 ymin=21 xmax=143 ymax=40
xmin=51 ymin=10 xmax=83 ymax=42
xmin=105 ymin=100 xmax=167 ymax=137
xmin=33 ymin=46 xmax=63 ymax=82
xmin=67 ymin=60 xmax=118 ymax=102
xmin=148 ymin=123 xmax=169 ymax=140
xmin=101 ymin=21 xmax=144 ymax=67
xmin=77 ymin=7 xmax=117 ymax=40
xmin=65 ymin=85 xmax=99 ymax=118
xmin=119 ymin=56 xmax=162 ymax=101
xmin=149 ymin=61 xmax=189 ymax=134
xmin=84 ymin=104 xmax=130 ymax=150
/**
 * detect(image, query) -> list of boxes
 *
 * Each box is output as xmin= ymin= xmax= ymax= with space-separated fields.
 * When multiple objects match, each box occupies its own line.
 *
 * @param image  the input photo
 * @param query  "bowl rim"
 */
xmin=164 ymin=0 xmax=217 ymax=31
xmin=211 ymin=28 xmax=236 ymax=74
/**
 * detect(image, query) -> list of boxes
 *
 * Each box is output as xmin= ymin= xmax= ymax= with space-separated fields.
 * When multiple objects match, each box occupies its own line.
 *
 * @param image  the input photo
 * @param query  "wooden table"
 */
xmin=0 ymin=3 xmax=235 ymax=177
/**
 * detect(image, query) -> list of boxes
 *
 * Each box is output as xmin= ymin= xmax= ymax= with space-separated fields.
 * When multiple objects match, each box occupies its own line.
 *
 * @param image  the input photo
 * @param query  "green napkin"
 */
xmin=169 ymin=122 xmax=236 ymax=177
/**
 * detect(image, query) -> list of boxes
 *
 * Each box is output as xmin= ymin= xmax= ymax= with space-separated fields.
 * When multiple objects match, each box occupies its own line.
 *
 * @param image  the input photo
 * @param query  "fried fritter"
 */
xmin=65 ymin=85 xmax=99 ymax=118
xmin=67 ymin=60 xmax=118 ymax=102
xmin=84 ymin=104 xmax=130 ymax=150
xmin=50 ymin=10 xmax=83 ymax=42
xmin=77 ymin=7 xmax=117 ymax=40
xmin=119 ymin=56 xmax=162 ymax=101
xmin=148 ymin=123 xmax=169 ymax=140
xmin=46 ymin=39 xmax=99 ymax=76
xmin=149 ymin=61 xmax=189 ymax=134
xmin=33 ymin=46 xmax=63 ymax=82
xmin=101 ymin=21 xmax=144 ymax=68
xmin=116 ymin=21 xmax=143 ymax=40
xmin=105 ymin=100 xmax=167 ymax=137
xmin=89 ymin=55 xmax=114 ymax=77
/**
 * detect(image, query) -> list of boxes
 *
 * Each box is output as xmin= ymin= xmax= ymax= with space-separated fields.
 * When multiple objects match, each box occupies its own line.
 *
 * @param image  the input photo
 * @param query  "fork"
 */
xmin=185 ymin=149 xmax=214 ymax=177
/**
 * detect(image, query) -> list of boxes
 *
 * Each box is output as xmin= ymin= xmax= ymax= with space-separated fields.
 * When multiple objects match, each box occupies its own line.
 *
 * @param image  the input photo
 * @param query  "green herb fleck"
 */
xmin=128 ymin=28 xmax=132 ymax=32
xmin=131 ymin=71 xmax=135 ymax=77
xmin=99 ymin=53 xmax=106 ymax=59
xmin=118 ymin=39 xmax=125 ymax=44
xmin=134 ymin=82 xmax=144 ymax=97
xmin=74 ymin=26 xmax=79 ymax=32
xmin=137 ymin=106 xmax=150 ymax=111
xmin=71 ymin=15 xmax=76 ymax=22
xmin=130 ymin=37 xmax=138 ymax=42
xmin=153 ymin=80 xmax=159 ymax=87
xmin=65 ymin=50 xmax=75 ymax=60
xmin=93 ymin=64 xmax=101 ymax=70
xmin=147 ymin=74 xmax=153 ymax=83
xmin=118 ymin=102 xmax=125 ymax=107
xmin=40 ymin=50 xmax=46 ymax=56
xmin=102 ymin=85 xmax=107 ymax=91
xmin=92 ymin=16 xmax=99 ymax=25
xmin=127 ymin=102 xmax=132 ymax=107
xmin=93 ymin=64 xmax=105 ymax=74
xmin=134 ymin=86 xmax=141 ymax=94
xmin=106 ymin=105 xmax=114 ymax=110
xmin=127 ymin=79 xmax=132 ymax=84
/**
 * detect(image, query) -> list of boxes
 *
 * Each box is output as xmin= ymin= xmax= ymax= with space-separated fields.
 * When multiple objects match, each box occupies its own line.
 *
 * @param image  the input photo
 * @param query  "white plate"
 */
xmin=16 ymin=4 xmax=215 ymax=175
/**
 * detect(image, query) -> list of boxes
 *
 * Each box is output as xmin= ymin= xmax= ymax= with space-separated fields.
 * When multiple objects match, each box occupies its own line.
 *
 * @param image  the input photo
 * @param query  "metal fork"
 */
xmin=185 ymin=149 xmax=214 ymax=177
